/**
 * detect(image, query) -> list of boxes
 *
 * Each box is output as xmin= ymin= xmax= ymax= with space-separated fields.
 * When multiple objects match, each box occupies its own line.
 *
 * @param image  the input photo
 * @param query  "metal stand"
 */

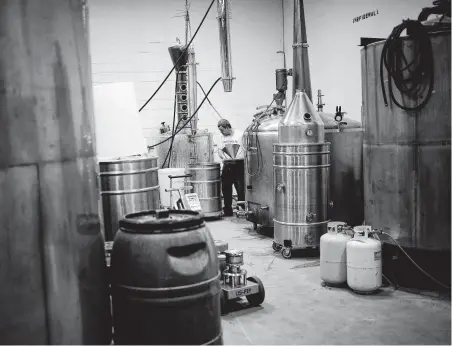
xmin=165 ymin=173 xmax=192 ymax=209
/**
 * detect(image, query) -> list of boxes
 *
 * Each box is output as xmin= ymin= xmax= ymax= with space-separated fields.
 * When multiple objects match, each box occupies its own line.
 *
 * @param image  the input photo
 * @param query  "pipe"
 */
xmin=187 ymin=47 xmax=198 ymax=134
xmin=217 ymin=0 xmax=234 ymax=92
xmin=292 ymin=0 xmax=312 ymax=101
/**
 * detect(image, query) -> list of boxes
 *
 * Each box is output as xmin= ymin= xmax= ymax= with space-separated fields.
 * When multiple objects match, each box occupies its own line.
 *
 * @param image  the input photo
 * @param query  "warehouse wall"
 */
xmin=89 ymin=0 xmax=284 ymax=146
xmin=282 ymin=0 xmax=434 ymax=121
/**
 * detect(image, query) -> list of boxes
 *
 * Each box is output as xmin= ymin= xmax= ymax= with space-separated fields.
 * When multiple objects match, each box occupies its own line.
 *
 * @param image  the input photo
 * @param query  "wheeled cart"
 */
xmin=219 ymin=249 xmax=265 ymax=312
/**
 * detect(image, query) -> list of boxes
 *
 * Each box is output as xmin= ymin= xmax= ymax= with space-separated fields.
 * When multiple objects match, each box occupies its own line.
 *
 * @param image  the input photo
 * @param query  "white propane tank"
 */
xmin=346 ymin=225 xmax=382 ymax=294
xmin=320 ymin=222 xmax=351 ymax=285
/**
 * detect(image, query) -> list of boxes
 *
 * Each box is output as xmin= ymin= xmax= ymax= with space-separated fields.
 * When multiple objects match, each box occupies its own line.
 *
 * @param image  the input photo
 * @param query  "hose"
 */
xmin=380 ymin=19 xmax=435 ymax=111
xmin=372 ymin=231 xmax=451 ymax=290
xmin=197 ymin=81 xmax=223 ymax=120
xmin=138 ymin=0 xmax=216 ymax=112
xmin=148 ymin=77 xmax=222 ymax=150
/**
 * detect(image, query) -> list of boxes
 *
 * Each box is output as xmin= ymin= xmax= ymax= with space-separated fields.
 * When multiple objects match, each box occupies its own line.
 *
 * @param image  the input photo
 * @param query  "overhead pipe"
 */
xmin=217 ymin=0 xmax=234 ymax=92
xmin=292 ymin=0 xmax=312 ymax=101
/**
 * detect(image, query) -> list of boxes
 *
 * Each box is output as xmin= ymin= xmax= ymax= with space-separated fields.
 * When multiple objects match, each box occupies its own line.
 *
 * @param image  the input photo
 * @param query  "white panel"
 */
xmin=93 ymin=82 xmax=147 ymax=159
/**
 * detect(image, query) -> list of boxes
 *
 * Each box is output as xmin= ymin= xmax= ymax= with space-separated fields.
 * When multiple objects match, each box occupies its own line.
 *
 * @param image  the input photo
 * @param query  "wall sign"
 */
xmin=353 ymin=10 xmax=379 ymax=23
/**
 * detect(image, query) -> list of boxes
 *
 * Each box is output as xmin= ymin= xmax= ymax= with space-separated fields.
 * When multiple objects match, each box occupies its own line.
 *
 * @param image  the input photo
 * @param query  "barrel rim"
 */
xmin=187 ymin=162 xmax=221 ymax=167
xmin=99 ymin=155 xmax=158 ymax=165
xmin=273 ymin=142 xmax=331 ymax=147
xmin=119 ymin=209 xmax=205 ymax=233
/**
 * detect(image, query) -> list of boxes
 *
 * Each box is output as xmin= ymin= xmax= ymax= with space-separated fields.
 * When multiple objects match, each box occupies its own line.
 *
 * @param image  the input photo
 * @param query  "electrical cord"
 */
xmin=380 ymin=19 xmax=435 ymax=111
xmin=148 ymin=77 xmax=222 ymax=150
xmin=138 ymin=0 xmax=216 ymax=113
xmin=372 ymin=231 xmax=451 ymax=290
xmin=197 ymin=81 xmax=223 ymax=120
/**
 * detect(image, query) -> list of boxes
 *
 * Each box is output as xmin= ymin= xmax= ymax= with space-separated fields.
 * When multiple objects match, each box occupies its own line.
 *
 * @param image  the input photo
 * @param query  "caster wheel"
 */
xmin=281 ymin=247 xmax=292 ymax=259
xmin=272 ymin=242 xmax=282 ymax=251
xmin=246 ymin=276 xmax=265 ymax=306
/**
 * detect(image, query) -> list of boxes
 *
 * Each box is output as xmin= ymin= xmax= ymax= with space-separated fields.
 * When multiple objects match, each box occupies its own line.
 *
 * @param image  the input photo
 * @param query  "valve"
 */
xmin=335 ymin=106 xmax=347 ymax=122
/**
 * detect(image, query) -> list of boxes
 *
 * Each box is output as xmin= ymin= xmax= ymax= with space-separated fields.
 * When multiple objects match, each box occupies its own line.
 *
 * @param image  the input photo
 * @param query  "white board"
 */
xmin=93 ymin=82 xmax=147 ymax=159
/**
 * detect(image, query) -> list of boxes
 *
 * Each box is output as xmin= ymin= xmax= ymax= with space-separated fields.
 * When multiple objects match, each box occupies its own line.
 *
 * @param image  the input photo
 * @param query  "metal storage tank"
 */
xmin=111 ymin=209 xmax=223 ymax=345
xmin=150 ymin=131 xmax=214 ymax=168
xmin=361 ymin=31 xmax=451 ymax=290
xmin=0 ymin=0 xmax=111 ymax=343
xmin=244 ymin=111 xmax=363 ymax=229
xmin=99 ymin=155 xmax=161 ymax=242
xmin=273 ymin=91 xmax=330 ymax=258
xmin=186 ymin=162 xmax=223 ymax=218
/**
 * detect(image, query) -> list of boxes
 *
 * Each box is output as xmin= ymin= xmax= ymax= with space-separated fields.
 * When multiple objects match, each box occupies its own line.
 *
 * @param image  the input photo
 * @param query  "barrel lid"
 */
xmin=119 ymin=209 xmax=204 ymax=233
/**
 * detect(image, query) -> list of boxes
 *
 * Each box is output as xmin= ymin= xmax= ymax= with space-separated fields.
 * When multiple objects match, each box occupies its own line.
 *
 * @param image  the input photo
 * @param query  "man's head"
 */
xmin=217 ymin=119 xmax=232 ymax=136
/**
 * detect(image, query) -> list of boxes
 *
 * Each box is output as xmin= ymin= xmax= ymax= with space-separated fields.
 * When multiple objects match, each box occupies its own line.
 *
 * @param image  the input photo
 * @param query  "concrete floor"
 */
xmin=207 ymin=217 xmax=451 ymax=345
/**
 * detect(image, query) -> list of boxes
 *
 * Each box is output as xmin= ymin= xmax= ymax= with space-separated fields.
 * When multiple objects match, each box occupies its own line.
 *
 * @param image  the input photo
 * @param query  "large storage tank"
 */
xmin=361 ymin=31 xmax=451 ymax=290
xmin=244 ymin=111 xmax=363 ymax=229
xmin=0 ymin=0 xmax=112 ymax=343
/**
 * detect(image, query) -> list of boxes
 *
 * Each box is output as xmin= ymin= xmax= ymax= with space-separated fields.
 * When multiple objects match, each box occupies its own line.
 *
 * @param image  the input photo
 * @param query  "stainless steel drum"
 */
xmin=99 ymin=156 xmax=160 ymax=241
xmin=273 ymin=143 xmax=331 ymax=248
xmin=185 ymin=162 xmax=222 ymax=217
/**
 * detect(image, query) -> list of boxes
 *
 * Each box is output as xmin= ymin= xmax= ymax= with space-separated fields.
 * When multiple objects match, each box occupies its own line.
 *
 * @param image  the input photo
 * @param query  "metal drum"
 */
xmin=186 ymin=162 xmax=222 ymax=217
xmin=273 ymin=143 xmax=331 ymax=248
xmin=99 ymin=156 xmax=160 ymax=241
xmin=111 ymin=210 xmax=223 ymax=345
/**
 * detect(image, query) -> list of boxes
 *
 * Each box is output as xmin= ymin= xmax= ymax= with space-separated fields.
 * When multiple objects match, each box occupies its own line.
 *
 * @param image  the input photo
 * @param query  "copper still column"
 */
xmin=0 ymin=0 xmax=112 ymax=344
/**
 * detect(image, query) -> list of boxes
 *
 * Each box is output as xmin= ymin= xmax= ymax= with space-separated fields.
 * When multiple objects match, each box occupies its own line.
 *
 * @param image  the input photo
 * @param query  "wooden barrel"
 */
xmin=0 ymin=0 xmax=111 ymax=344
xmin=99 ymin=156 xmax=160 ymax=242
xmin=185 ymin=162 xmax=222 ymax=217
xmin=111 ymin=210 xmax=223 ymax=345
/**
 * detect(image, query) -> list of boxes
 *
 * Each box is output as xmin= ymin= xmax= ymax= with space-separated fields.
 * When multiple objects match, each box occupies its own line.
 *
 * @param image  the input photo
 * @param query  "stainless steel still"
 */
xmin=185 ymin=162 xmax=222 ymax=217
xmin=361 ymin=32 xmax=451 ymax=251
xmin=0 ymin=0 xmax=111 ymax=343
xmin=187 ymin=47 xmax=198 ymax=134
xmin=273 ymin=90 xmax=330 ymax=249
xmin=292 ymin=0 xmax=312 ymax=100
xmin=99 ymin=156 xmax=160 ymax=241
xmin=150 ymin=131 xmax=214 ymax=168
xmin=245 ymin=112 xmax=363 ymax=229
xmin=217 ymin=0 xmax=233 ymax=92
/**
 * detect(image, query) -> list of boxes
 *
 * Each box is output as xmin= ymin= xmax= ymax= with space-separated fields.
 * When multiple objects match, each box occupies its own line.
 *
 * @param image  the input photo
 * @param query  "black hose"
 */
xmin=148 ymin=77 xmax=222 ymax=150
xmin=138 ymin=0 xmax=216 ymax=113
xmin=197 ymin=81 xmax=223 ymax=119
xmin=380 ymin=19 xmax=435 ymax=111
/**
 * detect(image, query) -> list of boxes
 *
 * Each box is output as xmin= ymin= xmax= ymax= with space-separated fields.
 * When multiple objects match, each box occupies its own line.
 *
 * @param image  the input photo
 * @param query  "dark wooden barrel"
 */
xmin=111 ymin=210 xmax=223 ymax=345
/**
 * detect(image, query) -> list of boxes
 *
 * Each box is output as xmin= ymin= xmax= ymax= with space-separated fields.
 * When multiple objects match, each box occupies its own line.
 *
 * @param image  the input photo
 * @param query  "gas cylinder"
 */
xmin=320 ymin=222 xmax=351 ymax=285
xmin=346 ymin=225 xmax=382 ymax=294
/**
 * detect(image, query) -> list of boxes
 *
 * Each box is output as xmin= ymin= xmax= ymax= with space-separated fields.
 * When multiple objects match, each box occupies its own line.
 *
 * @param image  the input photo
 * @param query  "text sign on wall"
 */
xmin=353 ymin=10 xmax=379 ymax=23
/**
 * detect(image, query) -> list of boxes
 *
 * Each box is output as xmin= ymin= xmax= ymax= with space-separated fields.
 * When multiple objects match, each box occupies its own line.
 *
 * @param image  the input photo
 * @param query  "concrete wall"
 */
xmin=282 ymin=0 xmax=433 ymax=121
xmin=89 ymin=0 xmax=284 ymax=146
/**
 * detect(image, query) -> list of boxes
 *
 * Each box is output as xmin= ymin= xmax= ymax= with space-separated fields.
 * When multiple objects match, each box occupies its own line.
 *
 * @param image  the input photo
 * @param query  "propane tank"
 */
xmin=346 ymin=225 xmax=382 ymax=294
xmin=320 ymin=222 xmax=351 ymax=286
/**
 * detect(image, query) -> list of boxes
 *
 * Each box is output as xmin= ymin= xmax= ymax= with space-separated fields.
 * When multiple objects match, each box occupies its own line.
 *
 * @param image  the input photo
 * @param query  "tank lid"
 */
xmin=98 ymin=154 xmax=157 ymax=165
xmin=119 ymin=209 xmax=204 ymax=233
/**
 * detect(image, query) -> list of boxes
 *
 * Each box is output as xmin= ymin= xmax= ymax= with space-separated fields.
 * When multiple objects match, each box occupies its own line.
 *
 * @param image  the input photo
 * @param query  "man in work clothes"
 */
xmin=217 ymin=119 xmax=245 ymax=217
